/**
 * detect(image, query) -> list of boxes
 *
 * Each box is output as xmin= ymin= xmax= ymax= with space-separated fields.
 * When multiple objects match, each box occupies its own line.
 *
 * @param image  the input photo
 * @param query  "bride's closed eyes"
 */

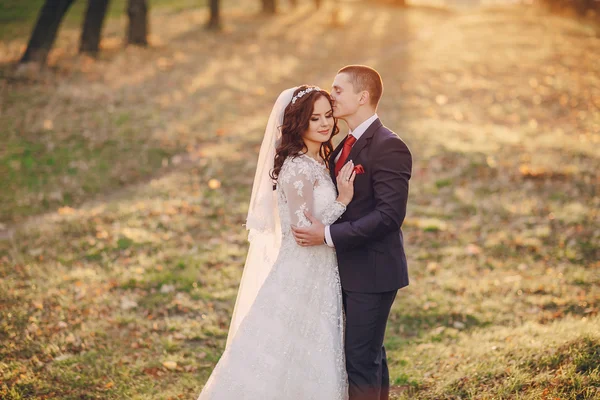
xmin=311 ymin=111 xmax=334 ymax=122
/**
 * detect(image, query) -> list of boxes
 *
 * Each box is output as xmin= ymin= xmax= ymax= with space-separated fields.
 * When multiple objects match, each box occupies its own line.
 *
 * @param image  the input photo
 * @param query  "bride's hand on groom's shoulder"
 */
xmin=336 ymin=161 xmax=356 ymax=206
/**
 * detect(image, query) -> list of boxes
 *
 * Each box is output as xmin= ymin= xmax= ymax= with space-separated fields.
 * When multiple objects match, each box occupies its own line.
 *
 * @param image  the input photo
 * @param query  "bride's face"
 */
xmin=302 ymin=95 xmax=334 ymax=145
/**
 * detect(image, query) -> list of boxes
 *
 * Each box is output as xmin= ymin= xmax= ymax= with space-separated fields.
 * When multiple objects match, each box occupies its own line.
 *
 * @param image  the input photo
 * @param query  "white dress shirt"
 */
xmin=325 ymin=113 xmax=379 ymax=247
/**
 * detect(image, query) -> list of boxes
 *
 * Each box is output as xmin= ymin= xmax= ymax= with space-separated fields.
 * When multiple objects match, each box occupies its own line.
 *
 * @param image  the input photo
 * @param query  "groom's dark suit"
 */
xmin=329 ymin=118 xmax=412 ymax=400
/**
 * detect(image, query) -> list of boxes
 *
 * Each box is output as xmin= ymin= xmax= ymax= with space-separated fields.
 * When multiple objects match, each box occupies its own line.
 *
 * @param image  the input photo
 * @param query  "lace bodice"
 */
xmin=277 ymin=154 xmax=346 ymax=237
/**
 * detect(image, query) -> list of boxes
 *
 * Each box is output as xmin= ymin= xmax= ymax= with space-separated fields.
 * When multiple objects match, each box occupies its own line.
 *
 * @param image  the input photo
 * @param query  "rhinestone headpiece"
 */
xmin=291 ymin=86 xmax=321 ymax=105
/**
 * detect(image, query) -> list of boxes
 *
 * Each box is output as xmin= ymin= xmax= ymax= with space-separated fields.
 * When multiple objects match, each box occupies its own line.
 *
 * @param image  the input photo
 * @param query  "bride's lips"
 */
xmin=318 ymin=129 xmax=330 ymax=135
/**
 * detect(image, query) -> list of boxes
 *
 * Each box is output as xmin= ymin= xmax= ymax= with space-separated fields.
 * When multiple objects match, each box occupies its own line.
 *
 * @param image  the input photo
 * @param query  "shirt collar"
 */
xmin=349 ymin=113 xmax=379 ymax=141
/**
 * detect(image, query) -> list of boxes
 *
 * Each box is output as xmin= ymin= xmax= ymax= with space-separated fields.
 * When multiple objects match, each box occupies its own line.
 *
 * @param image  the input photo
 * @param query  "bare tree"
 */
xmin=289 ymin=0 xmax=327 ymax=8
xmin=262 ymin=0 xmax=277 ymax=14
xmin=127 ymin=0 xmax=148 ymax=46
xmin=207 ymin=0 xmax=221 ymax=30
xmin=20 ymin=0 xmax=76 ymax=64
xmin=331 ymin=0 xmax=341 ymax=26
xmin=80 ymin=0 xmax=111 ymax=55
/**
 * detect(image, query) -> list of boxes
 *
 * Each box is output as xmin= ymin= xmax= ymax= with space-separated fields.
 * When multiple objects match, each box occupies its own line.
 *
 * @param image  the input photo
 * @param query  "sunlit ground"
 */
xmin=1 ymin=0 xmax=599 ymax=399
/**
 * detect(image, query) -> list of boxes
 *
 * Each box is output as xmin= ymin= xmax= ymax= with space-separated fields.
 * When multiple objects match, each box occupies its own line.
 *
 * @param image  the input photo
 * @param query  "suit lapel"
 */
xmin=329 ymin=119 xmax=382 ymax=183
xmin=347 ymin=118 xmax=382 ymax=163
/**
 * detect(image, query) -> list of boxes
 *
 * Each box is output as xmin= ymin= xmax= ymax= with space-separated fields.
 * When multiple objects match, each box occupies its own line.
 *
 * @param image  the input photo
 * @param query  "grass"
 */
xmin=0 ymin=117 xmax=172 ymax=221
xmin=390 ymin=323 xmax=600 ymax=399
xmin=1 ymin=0 xmax=599 ymax=399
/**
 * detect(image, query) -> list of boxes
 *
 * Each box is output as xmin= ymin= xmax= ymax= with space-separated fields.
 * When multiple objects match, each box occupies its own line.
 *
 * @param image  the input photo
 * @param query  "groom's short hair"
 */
xmin=338 ymin=65 xmax=383 ymax=108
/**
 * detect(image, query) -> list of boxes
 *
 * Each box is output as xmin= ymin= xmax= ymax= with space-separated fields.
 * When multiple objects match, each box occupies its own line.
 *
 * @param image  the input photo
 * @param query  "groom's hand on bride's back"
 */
xmin=292 ymin=211 xmax=325 ymax=247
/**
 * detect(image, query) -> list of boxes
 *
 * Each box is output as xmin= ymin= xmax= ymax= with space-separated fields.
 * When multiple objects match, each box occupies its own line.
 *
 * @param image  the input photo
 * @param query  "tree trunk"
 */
xmin=262 ymin=0 xmax=277 ymax=14
xmin=127 ymin=0 xmax=148 ymax=46
xmin=20 ymin=0 xmax=77 ymax=64
xmin=331 ymin=0 xmax=341 ymax=26
xmin=80 ymin=0 xmax=111 ymax=55
xmin=206 ymin=0 xmax=221 ymax=30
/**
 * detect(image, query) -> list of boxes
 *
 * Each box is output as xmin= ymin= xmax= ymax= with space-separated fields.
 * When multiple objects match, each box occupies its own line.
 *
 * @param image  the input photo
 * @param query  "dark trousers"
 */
xmin=343 ymin=289 xmax=398 ymax=400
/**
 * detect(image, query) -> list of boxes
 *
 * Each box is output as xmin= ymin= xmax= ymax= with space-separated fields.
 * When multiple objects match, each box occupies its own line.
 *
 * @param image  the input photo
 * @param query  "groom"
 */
xmin=292 ymin=65 xmax=412 ymax=400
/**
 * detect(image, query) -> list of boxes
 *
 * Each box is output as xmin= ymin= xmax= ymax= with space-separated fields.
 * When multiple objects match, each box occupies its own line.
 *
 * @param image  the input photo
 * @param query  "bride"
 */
xmin=197 ymin=86 xmax=357 ymax=399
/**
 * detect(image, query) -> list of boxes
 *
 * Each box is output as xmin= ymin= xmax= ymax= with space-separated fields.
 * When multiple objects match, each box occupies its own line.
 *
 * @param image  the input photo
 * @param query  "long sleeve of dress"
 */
xmin=280 ymin=157 xmax=346 ymax=228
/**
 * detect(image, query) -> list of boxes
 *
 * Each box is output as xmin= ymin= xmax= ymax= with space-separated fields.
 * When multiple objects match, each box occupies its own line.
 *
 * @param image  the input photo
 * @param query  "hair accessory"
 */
xmin=291 ymin=86 xmax=321 ymax=104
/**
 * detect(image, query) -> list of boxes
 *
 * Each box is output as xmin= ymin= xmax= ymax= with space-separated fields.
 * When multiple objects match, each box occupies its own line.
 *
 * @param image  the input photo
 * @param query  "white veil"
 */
xmin=226 ymin=87 xmax=297 ymax=347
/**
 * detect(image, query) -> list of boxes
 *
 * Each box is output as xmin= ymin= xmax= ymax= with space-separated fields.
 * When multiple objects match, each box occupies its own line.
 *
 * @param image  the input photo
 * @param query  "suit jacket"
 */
xmin=329 ymin=118 xmax=412 ymax=293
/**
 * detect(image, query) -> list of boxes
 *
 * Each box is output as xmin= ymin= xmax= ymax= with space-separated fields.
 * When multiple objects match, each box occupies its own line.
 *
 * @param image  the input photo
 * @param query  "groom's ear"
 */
xmin=359 ymin=90 xmax=370 ymax=105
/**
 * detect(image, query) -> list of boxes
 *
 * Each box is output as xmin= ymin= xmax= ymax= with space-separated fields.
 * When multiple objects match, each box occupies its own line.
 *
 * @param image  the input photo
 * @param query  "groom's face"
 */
xmin=331 ymin=73 xmax=360 ymax=120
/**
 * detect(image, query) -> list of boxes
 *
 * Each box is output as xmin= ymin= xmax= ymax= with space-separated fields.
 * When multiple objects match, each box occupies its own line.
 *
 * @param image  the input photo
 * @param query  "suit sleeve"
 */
xmin=329 ymin=136 xmax=412 ymax=251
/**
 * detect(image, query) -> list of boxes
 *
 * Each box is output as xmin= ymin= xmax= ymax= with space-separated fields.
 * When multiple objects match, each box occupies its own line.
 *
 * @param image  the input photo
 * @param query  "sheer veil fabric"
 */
xmin=225 ymin=87 xmax=297 ymax=347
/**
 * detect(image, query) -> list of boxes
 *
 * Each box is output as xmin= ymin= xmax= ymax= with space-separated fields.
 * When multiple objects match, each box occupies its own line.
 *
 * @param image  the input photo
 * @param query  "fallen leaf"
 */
xmin=435 ymin=95 xmax=448 ymax=105
xmin=208 ymin=179 xmax=221 ymax=189
xmin=453 ymin=321 xmax=466 ymax=330
xmin=163 ymin=361 xmax=177 ymax=370
xmin=120 ymin=298 xmax=138 ymax=310
xmin=465 ymin=244 xmax=482 ymax=255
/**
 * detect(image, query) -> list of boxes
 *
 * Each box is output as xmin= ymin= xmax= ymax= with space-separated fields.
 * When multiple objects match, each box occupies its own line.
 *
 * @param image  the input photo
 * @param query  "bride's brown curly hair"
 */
xmin=270 ymin=86 xmax=340 ymax=181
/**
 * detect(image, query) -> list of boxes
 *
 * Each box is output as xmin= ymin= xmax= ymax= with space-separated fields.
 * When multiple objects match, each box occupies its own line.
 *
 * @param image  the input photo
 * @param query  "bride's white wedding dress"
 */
xmin=197 ymin=154 xmax=349 ymax=400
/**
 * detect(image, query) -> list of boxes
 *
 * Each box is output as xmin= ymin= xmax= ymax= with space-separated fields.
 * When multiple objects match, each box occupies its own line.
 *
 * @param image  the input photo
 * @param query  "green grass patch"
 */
xmin=435 ymin=178 xmax=453 ymax=189
xmin=0 ymin=96 xmax=173 ymax=222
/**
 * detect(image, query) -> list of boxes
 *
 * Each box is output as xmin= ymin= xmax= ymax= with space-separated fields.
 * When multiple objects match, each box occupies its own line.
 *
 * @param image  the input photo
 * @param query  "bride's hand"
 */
xmin=336 ymin=161 xmax=356 ymax=206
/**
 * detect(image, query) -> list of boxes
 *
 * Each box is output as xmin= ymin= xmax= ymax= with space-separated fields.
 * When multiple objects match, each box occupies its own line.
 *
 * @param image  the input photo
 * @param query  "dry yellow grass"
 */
xmin=1 ymin=1 xmax=599 ymax=399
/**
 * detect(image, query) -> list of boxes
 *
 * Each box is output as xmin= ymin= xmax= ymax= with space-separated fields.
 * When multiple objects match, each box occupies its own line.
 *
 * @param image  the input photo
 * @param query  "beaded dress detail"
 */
xmin=197 ymin=154 xmax=348 ymax=400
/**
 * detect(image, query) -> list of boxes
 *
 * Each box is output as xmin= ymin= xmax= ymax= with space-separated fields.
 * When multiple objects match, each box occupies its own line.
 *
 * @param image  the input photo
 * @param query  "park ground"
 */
xmin=0 ymin=0 xmax=599 ymax=399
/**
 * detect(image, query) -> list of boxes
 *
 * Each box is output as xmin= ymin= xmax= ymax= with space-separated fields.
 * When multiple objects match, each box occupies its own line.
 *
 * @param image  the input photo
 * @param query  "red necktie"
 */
xmin=335 ymin=134 xmax=356 ymax=176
